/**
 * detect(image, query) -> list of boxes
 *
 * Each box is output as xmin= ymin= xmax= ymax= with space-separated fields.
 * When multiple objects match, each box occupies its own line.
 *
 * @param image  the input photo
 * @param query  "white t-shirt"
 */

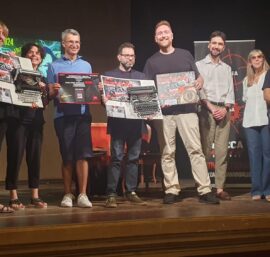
xmin=242 ymin=72 xmax=268 ymax=128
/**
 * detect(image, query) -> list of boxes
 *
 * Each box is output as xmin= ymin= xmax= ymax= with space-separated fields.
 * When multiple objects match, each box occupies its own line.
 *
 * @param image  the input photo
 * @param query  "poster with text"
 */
xmin=156 ymin=71 xmax=199 ymax=107
xmin=58 ymin=73 xmax=101 ymax=104
xmin=101 ymin=75 xmax=163 ymax=120
xmin=0 ymin=53 xmax=43 ymax=107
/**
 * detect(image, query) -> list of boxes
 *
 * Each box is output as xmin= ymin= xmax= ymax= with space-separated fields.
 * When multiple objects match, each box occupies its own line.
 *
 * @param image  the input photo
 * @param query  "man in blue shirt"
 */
xmin=47 ymin=29 xmax=93 ymax=208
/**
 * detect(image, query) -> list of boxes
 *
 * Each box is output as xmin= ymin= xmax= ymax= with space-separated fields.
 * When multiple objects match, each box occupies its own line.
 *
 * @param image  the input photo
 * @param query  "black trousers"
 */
xmin=0 ymin=119 xmax=7 ymax=151
xmin=5 ymin=118 xmax=43 ymax=190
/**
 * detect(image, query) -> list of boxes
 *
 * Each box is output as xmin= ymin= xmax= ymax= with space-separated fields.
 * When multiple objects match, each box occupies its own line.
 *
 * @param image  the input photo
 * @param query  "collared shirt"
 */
xmin=47 ymin=55 xmax=92 ymax=119
xmin=196 ymin=54 xmax=235 ymax=104
xmin=242 ymin=72 xmax=268 ymax=128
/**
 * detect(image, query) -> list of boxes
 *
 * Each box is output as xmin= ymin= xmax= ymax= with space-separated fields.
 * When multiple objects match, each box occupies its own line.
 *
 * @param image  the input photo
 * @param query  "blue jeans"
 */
xmin=245 ymin=126 xmax=270 ymax=196
xmin=107 ymin=136 xmax=142 ymax=195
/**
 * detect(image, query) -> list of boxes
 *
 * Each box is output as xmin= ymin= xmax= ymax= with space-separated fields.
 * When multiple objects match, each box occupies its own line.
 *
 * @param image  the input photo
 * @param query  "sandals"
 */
xmin=9 ymin=199 xmax=25 ymax=210
xmin=0 ymin=205 xmax=14 ymax=213
xmin=31 ymin=198 xmax=48 ymax=208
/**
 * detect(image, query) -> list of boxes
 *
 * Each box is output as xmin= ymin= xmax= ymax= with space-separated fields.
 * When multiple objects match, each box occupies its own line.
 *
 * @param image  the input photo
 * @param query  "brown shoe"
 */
xmin=216 ymin=191 xmax=231 ymax=200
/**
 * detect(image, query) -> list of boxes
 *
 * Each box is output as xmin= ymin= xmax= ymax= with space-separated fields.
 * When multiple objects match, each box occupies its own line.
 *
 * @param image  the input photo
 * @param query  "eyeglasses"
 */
xmin=251 ymin=55 xmax=263 ymax=60
xmin=120 ymin=54 xmax=135 ymax=58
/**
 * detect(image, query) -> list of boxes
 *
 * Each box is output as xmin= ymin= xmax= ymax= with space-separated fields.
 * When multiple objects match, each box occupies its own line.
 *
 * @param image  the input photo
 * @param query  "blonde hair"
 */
xmin=246 ymin=49 xmax=269 ymax=86
xmin=155 ymin=20 xmax=172 ymax=34
xmin=0 ymin=20 xmax=9 ymax=38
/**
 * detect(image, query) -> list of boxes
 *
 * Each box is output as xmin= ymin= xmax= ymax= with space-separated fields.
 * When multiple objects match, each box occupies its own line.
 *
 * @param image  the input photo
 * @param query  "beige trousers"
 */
xmin=199 ymin=108 xmax=231 ymax=189
xmin=154 ymin=113 xmax=212 ymax=195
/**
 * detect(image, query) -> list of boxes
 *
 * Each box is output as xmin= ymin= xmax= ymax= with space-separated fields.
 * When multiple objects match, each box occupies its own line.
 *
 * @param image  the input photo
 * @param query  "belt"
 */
xmin=209 ymin=101 xmax=225 ymax=107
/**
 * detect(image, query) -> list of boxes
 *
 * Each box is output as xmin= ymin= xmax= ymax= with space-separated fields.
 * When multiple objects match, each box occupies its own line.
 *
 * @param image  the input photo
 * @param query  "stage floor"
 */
xmin=1 ymin=180 xmax=270 ymax=257
xmin=1 ymin=179 xmax=270 ymax=228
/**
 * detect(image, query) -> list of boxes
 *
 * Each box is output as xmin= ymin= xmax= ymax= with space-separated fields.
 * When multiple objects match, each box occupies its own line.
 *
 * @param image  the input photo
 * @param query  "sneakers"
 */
xmin=163 ymin=193 xmax=182 ymax=204
xmin=61 ymin=193 xmax=75 ymax=207
xmin=105 ymin=196 xmax=117 ymax=208
xmin=199 ymin=192 xmax=220 ymax=204
xmin=77 ymin=193 xmax=92 ymax=208
xmin=126 ymin=192 xmax=147 ymax=205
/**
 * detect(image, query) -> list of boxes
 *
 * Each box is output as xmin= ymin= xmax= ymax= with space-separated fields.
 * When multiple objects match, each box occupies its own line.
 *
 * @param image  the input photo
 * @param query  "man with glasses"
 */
xmin=103 ymin=42 xmax=146 ymax=208
xmin=47 ymin=29 xmax=93 ymax=208
xmin=144 ymin=20 xmax=219 ymax=205
xmin=196 ymin=31 xmax=235 ymax=201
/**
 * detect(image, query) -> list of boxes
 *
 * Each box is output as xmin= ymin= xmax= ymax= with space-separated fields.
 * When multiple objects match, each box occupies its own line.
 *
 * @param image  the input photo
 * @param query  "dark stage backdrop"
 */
xmin=130 ymin=0 xmax=270 ymax=179
xmin=0 ymin=0 xmax=269 ymax=182
xmin=0 ymin=0 xmax=132 ymax=181
xmin=131 ymin=0 xmax=270 ymax=71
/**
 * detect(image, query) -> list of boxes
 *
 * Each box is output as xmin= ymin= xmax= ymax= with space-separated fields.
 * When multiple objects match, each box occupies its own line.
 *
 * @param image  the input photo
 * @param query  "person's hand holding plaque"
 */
xmin=49 ymin=83 xmax=61 ymax=98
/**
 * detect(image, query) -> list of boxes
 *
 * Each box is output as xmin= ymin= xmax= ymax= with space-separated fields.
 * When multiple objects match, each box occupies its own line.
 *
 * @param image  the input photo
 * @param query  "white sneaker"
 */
xmin=61 ymin=193 xmax=75 ymax=207
xmin=77 ymin=193 xmax=92 ymax=208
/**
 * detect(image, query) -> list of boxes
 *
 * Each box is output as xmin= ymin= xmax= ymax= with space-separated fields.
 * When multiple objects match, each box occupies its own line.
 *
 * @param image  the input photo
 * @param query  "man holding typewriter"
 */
xmin=143 ymin=20 xmax=219 ymax=204
xmin=196 ymin=31 xmax=235 ymax=200
xmin=103 ymin=42 xmax=146 ymax=208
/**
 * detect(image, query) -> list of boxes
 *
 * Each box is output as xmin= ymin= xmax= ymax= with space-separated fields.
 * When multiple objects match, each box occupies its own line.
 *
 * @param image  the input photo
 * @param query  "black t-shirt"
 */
xmin=103 ymin=68 xmax=146 ymax=139
xmin=143 ymin=48 xmax=199 ymax=115
xmin=262 ymin=70 xmax=270 ymax=90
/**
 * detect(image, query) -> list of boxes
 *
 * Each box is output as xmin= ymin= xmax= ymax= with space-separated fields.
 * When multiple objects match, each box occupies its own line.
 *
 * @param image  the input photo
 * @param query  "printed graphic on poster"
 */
xmin=58 ymin=73 xmax=101 ymax=104
xmin=101 ymin=75 xmax=163 ymax=120
xmin=156 ymin=71 xmax=199 ymax=106
xmin=0 ymin=53 xmax=43 ymax=107
xmin=3 ymin=36 xmax=61 ymax=77
xmin=194 ymin=39 xmax=255 ymax=186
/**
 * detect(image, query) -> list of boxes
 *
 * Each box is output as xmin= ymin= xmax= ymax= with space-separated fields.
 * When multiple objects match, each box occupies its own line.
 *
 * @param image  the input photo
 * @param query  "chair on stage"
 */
xmin=88 ymin=122 xmax=161 ymax=196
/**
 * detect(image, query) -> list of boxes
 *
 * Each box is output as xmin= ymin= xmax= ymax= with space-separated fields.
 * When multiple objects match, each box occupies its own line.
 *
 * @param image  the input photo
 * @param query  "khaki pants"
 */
xmin=154 ymin=113 xmax=212 ymax=195
xmin=199 ymin=108 xmax=231 ymax=189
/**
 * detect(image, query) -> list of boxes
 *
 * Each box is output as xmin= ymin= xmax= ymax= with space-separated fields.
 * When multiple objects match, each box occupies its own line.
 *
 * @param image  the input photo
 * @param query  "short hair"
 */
xmin=0 ymin=20 xmax=9 ymax=37
xmin=117 ymin=42 xmax=135 ymax=55
xmin=155 ymin=20 xmax=172 ymax=33
xmin=61 ymin=29 xmax=80 ymax=41
xmin=21 ymin=43 xmax=45 ymax=60
xmin=209 ymin=31 xmax=227 ymax=43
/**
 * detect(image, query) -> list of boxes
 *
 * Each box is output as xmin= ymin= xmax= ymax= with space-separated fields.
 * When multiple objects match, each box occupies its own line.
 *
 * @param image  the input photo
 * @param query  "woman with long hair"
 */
xmin=6 ymin=43 xmax=48 ymax=209
xmin=242 ymin=49 xmax=270 ymax=201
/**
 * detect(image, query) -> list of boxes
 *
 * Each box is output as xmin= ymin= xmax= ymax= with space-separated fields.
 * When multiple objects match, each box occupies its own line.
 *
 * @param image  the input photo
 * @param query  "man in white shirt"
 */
xmin=196 ymin=31 xmax=235 ymax=200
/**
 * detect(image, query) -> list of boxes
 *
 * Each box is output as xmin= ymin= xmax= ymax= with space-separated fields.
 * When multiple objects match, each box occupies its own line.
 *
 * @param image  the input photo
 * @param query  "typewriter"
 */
xmin=12 ymin=68 xmax=42 ymax=93
xmin=127 ymin=85 xmax=160 ymax=117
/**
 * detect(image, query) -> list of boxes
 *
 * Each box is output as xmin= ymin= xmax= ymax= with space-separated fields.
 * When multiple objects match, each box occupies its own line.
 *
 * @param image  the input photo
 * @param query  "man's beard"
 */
xmin=210 ymin=49 xmax=222 ymax=58
xmin=121 ymin=61 xmax=133 ymax=71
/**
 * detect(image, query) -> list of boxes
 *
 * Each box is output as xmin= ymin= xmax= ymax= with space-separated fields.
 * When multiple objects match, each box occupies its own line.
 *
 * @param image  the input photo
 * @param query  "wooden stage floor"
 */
xmin=1 ymin=180 xmax=270 ymax=257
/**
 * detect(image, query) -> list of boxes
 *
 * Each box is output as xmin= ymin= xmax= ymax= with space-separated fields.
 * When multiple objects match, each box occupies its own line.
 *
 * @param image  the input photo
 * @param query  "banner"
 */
xmin=101 ymin=75 xmax=163 ymax=120
xmin=194 ymin=40 xmax=255 ymax=186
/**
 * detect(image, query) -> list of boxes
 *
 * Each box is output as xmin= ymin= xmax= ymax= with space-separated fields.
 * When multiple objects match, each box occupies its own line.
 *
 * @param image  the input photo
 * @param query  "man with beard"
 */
xmin=103 ymin=42 xmax=146 ymax=208
xmin=196 ymin=31 xmax=235 ymax=200
xmin=144 ymin=20 xmax=219 ymax=205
